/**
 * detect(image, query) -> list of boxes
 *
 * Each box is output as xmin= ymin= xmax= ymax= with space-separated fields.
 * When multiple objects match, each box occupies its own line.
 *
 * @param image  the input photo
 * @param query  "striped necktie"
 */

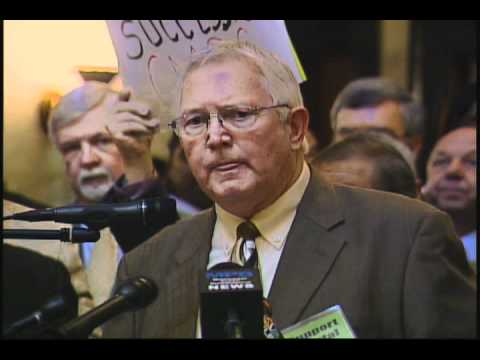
xmin=236 ymin=222 xmax=282 ymax=338
xmin=236 ymin=221 xmax=260 ymax=268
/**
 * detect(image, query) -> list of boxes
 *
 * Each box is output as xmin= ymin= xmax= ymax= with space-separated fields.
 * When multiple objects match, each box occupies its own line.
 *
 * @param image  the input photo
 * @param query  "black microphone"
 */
xmin=200 ymin=262 xmax=264 ymax=339
xmin=2 ymin=226 xmax=100 ymax=243
xmin=3 ymin=294 xmax=74 ymax=338
xmin=3 ymin=197 xmax=177 ymax=231
xmin=51 ymin=276 xmax=157 ymax=339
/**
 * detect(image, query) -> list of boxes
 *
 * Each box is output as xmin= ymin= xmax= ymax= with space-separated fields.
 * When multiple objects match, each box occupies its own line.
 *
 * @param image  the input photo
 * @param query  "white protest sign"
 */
xmin=106 ymin=20 xmax=306 ymax=125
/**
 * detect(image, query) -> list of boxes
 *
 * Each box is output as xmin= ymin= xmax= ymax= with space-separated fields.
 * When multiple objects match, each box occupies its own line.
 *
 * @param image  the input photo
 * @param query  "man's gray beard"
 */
xmin=77 ymin=168 xmax=114 ymax=202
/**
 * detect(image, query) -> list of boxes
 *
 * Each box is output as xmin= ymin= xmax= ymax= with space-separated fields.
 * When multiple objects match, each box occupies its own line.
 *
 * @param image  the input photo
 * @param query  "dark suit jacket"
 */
xmin=103 ymin=171 xmax=476 ymax=338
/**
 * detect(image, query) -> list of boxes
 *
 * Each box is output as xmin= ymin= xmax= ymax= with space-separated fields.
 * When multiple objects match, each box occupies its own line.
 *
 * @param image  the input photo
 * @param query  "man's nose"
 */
xmin=205 ymin=114 xmax=231 ymax=148
xmin=79 ymin=142 xmax=101 ymax=167
xmin=445 ymin=158 xmax=464 ymax=178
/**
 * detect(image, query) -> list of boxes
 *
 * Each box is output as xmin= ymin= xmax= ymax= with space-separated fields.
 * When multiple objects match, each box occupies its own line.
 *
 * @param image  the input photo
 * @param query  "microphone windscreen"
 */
xmin=114 ymin=276 xmax=158 ymax=310
xmin=52 ymin=276 xmax=158 ymax=339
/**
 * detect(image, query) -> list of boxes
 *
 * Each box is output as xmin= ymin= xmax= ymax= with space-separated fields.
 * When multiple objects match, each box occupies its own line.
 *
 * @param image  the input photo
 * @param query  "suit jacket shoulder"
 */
xmin=269 ymin=171 xmax=476 ymax=338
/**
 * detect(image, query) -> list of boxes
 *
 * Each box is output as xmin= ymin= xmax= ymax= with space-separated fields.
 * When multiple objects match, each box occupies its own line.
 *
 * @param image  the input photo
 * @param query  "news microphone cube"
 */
xmin=200 ymin=265 xmax=264 ymax=339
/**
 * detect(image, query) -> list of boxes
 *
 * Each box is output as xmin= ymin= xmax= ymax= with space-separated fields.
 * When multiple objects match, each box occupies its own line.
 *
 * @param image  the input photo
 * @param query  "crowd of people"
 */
xmin=3 ymin=39 xmax=476 ymax=339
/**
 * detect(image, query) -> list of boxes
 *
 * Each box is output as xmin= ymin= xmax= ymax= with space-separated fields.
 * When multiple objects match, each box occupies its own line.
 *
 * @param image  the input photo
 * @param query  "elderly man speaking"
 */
xmin=103 ymin=41 xmax=475 ymax=339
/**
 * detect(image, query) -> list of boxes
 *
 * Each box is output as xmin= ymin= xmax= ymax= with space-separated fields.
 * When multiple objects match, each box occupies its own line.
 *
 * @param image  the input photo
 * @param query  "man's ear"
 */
xmin=287 ymin=107 xmax=310 ymax=151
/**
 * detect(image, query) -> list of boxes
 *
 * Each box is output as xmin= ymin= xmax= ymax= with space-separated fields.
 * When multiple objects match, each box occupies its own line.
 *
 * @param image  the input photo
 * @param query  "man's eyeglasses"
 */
xmin=168 ymin=104 xmax=291 ymax=137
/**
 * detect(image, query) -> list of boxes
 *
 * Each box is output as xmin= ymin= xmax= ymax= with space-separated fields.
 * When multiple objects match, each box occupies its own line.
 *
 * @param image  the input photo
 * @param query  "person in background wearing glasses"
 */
xmin=103 ymin=41 xmax=475 ymax=338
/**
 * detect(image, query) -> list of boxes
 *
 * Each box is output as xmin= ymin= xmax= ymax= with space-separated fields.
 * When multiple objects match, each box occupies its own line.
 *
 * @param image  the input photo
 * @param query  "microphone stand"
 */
xmin=2 ymin=227 xmax=101 ymax=243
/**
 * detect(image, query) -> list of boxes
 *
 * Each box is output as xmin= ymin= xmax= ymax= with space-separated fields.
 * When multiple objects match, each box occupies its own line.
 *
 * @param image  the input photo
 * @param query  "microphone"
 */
xmin=3 ymin=294 xmax=74 ymax=338
xmin=3 ymin=197 xmax=177 ymax=230
xmin=200 ymin=262 xmax=264 ymax=339
xmin=2 ymin=226 xmax=100 ymax=243
xmin=52 ymin=276 xmax=157 ymax=339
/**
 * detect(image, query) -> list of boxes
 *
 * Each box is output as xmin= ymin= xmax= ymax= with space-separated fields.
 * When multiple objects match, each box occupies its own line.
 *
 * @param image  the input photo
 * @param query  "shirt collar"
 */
xmin=215 ymin=162 xmax=311 ymax=250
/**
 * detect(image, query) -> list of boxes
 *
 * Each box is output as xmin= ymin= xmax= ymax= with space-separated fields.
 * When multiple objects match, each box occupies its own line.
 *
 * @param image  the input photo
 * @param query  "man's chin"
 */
xmin=437 ymin=198 xmax=471 ymax=212
xmin=79 ymin=184 xmax=112 ymax=202
xmin=209 ymin=182 xmax=252 ymax=202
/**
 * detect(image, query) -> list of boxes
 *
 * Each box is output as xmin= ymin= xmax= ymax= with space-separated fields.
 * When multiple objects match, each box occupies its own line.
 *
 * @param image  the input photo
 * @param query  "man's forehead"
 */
xmin=338 ymin=101 xmax=403 ymax=122
xmin=336 ymin=102 xmax=407 ymax=140
xmin=185 ymin=60 xmax=258 ymax=85
xmin=57 ymin=113 xmax=108 ymax=143
xmin=181 ymin=60 xmax=268 ymax=109
xmin=433 ymin=128 xmax=476 ymax=155
xmin=212 ymin=70 xmax=232 ymax=83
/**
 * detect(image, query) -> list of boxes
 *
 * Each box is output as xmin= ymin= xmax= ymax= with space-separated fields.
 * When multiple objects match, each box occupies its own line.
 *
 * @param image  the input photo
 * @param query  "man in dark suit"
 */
xmin=103 ymin=40 xmax=476 ymax=338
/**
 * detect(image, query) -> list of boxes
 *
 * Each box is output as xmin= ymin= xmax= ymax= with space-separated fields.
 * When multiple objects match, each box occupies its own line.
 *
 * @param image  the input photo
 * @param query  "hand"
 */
xmin=104 ymin=89 xmax=160 ymax=183
xmin=105 ymin=88 xmax=160 ymax=159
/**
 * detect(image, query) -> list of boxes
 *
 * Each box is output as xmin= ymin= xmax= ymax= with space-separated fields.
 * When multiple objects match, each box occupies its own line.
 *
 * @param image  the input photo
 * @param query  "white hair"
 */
xmin=48 ymin=81 xmax=119 ymax=146
xmin=175 ymin=40 xmax=304 ymax=123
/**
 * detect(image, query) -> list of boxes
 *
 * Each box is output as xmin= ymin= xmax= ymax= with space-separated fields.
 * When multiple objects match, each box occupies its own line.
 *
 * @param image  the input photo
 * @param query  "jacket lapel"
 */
xmin=161 ymin=171 xmax=346 ymax=336
xmin=268 ymin=171 xmax=346 ymax=330
xmin=164 ymin=210 xmax=216 ymax=338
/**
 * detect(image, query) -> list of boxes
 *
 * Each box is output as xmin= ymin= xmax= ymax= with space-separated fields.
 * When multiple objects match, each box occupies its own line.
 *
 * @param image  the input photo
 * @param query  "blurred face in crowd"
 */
xmin=56 ymin=96 xmax=124 ymax=203
xmin=315 ymin=157 xmax=376 ymax=190
xmin=335 ymin=101 xmax=407 ymax=144
xmin=178 ymin=59 xmax=307 ymax=218
xmin=426 ymin=127 xmax=476 ymax=214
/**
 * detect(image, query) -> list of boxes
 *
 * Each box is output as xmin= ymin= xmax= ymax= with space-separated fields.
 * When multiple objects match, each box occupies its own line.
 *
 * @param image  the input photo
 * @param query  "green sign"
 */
xmin=282 ymin=305 xmax=356 ymax=339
